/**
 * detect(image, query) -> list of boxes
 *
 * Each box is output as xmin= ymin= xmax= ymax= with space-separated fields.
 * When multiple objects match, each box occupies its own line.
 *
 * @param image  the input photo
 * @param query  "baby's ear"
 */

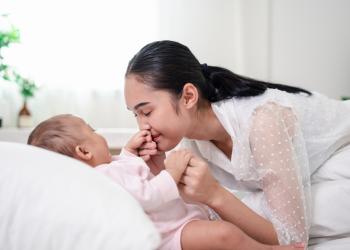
xmin=75 ymin=145 xmax=93 ymax=161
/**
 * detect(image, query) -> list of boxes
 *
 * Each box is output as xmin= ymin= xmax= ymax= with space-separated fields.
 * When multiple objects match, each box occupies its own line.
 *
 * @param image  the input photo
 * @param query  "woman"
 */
xmin=124 ymin=40 xmax=350 ymax=246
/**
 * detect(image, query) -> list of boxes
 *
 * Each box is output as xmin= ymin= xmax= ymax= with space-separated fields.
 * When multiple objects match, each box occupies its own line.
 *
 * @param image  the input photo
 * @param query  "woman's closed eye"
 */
xmin=133 ymin=111 xmax=152 ymax=117
xmin=143 ymin=111 xmax=152 ymax=117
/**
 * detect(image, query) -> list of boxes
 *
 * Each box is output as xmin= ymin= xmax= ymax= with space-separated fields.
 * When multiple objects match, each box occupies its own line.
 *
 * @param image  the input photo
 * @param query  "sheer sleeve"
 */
xmin=249 ymin=102 xmax=311 ymax=245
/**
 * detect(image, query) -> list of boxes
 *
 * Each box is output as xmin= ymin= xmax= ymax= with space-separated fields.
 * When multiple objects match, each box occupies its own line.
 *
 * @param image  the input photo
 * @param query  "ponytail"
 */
xmin=201 ymin=64 xmax=311 ymax=102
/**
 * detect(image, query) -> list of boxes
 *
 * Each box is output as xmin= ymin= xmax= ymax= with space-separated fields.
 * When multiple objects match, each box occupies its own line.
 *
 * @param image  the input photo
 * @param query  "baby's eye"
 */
xmin=144 ymin=111 xmax=152 ymax=117
xmin=133 ymin=113 xmax=138 ymax=117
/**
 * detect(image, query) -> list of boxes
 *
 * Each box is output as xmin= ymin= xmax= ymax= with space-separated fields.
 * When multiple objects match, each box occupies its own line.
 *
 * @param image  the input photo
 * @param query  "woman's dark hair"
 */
xmin=126 ymin=40 xmax=311 ymax=104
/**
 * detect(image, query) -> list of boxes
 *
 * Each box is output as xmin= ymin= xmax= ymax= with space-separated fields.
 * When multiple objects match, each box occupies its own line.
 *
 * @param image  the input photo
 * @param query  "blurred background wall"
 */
xmin=1 ymin=0 xmax=349 ymax=128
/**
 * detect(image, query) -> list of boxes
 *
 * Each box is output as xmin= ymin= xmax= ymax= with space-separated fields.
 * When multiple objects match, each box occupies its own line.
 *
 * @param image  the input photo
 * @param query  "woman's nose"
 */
xmin=137 ymin=117 xmax=150 ymax=130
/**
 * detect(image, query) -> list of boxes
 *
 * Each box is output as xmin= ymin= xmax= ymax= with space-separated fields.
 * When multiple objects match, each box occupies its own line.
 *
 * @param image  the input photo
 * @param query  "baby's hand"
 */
xmin=164 ymin=150 xmax=192 ymax=183
xmin=125 ymin=130 xmax=154 ymax=156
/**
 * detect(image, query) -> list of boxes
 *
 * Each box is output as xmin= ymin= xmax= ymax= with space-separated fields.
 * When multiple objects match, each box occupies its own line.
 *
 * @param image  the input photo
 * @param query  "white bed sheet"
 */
xmin=309 ymin=237 xmax=350 ymax=250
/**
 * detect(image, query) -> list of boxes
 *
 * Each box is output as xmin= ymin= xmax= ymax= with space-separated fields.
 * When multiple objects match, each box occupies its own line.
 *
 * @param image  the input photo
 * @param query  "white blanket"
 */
xmin=0 ymin=142 xmax=160 ymax=250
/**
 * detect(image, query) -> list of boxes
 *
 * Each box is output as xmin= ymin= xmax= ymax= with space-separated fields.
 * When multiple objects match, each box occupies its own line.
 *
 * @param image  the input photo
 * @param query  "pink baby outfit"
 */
xmin=95 ymin=150 xmax=209 ymax=250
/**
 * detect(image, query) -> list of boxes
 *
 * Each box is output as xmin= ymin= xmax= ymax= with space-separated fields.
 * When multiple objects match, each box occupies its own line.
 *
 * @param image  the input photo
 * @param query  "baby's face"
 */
xmin=71 ymin=117 xmax=112 ymax=166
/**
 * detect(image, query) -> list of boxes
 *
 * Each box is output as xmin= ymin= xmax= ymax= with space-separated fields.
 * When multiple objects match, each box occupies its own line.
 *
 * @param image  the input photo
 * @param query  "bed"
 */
xmin=0 ymin=142 xmax=160 ymax=250
xmin=1 ymin=141 xmax=350 ymax=249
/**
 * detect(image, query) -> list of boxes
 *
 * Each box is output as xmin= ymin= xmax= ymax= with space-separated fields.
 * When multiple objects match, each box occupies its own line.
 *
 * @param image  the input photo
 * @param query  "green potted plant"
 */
xmin=0 ymin=14 xmax=38 ymax=127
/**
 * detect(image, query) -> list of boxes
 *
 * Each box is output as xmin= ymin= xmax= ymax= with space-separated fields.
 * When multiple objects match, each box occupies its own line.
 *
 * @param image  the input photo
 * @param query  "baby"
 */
xmin=28 ymin=114 xmax=304 ymax=250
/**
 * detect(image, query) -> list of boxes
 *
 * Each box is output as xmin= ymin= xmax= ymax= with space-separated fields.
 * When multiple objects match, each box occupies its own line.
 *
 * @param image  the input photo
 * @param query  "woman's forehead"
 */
xmin=125 ymin=75 xmax=152 ymax=96
xmin=125 ymin=76 xmax=171 ymax=109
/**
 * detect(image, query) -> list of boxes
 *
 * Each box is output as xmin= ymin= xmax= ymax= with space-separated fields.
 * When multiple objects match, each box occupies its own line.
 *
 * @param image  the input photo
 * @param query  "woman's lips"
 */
xmin=152 ymin=134 xmax=161 ymax=142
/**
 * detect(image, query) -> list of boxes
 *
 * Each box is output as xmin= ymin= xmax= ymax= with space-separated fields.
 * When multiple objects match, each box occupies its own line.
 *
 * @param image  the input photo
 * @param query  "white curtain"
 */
xmin=0 ymin=0 xmax=244 ymax=128
xmin=0 ymin=0 xmax=159 ymax=128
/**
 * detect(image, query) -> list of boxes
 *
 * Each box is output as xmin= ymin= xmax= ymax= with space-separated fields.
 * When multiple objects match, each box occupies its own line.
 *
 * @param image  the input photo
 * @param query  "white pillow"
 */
xmin=309 ymin=237 xmax=350 ymax=250
xmin=309 ymin=143 xmax=350 ymax=246
xmin=0 ymin=142 xmax=160 ymax=250
xmin=309 ymin=179 xmax=350 ymax=244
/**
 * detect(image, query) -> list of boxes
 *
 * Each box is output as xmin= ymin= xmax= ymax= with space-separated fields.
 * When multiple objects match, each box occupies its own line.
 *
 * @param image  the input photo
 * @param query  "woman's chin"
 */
xmin=157 ymin=139 xmax=181 ymax=152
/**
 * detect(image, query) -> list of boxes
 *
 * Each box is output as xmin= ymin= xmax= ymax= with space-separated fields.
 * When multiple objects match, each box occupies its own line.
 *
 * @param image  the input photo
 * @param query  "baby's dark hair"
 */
xmin=27 ymin=114 xmax=84 ymax=157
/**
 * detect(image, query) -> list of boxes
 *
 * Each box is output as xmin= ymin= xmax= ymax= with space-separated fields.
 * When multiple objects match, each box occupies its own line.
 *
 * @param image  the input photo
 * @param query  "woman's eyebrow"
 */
xmin=132 ymin=102 xmax=150 ymax=111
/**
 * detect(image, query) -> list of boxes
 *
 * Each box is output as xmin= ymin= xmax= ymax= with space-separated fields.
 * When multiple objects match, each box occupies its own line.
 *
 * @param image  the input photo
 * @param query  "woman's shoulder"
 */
xmin=235 ymin=89 xmax=314 ymax=116
xmin=211 ymin=89 xmax=290 ymax=123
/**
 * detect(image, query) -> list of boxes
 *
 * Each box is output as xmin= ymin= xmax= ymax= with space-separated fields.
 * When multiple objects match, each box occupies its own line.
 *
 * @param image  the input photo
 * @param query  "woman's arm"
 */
xmin=179 ymin=156 xmax=279 ymax=245
xmin=180 ymin=102 xmax=310 ymax=245
xmin=248 ymin=102 xmax=310 ymax=245
xmin=209 ymin=184 xmax=279 ymax=244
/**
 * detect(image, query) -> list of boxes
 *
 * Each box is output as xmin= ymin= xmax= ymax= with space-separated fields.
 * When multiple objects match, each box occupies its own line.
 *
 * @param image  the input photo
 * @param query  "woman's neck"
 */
xmin=187 ymin=105 xmax=231 ymax=144
xmin=187 ymin=106 xmax=233 ymax=159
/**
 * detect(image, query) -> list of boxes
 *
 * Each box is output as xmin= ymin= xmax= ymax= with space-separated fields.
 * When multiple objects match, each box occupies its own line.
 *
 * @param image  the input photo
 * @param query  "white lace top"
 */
xmin=180 ymin=88 xmax=350 ymax=245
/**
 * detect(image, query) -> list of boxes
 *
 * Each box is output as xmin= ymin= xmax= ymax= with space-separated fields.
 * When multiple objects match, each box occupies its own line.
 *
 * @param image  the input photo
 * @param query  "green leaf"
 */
xmin=0 ymin=27 xmax=20 ymax=48
xmin=1 ymin=14 xmax=38 ymax=99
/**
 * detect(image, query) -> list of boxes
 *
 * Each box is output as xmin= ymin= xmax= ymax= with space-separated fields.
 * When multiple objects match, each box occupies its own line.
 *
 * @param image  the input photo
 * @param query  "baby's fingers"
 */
xmin=138 ymin=148 xmax=157 ymax=157
xmin=139 ymin=141 xmax=157 ymax=150
xmin=141 ymin=154 xmax=150 ymax=162
xmin=132 ymin=133 xmax=148 ymax=146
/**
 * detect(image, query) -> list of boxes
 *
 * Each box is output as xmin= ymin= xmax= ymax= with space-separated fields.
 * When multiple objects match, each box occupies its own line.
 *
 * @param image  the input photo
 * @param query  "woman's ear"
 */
xmin=181 ymin=83 xmax=198 ymax=109
xmin=75 ymin=145 xmax=93 ymax=161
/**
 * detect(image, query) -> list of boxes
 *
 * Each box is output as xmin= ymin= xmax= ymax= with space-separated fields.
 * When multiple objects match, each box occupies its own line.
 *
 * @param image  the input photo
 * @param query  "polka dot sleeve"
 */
xmin=249 ymin=102 xmax=311 ymax=245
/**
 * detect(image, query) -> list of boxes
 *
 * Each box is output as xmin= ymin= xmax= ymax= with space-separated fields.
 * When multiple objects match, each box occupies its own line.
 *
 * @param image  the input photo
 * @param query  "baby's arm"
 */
xmin=164 ymin=150 xmax=192 ymax=183
xmin=133 ymin=150 xmax=191 ymax=211
xmin=96 ymin=158 xmax=179 ymax=212
xmin=97 ymin=150 xmax=191 ymax=212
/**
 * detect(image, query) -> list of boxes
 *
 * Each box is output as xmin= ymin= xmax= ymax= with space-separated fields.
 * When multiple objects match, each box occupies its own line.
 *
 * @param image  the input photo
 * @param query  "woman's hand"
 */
xmin=178 ymin=154 xmax=221 ymax=206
